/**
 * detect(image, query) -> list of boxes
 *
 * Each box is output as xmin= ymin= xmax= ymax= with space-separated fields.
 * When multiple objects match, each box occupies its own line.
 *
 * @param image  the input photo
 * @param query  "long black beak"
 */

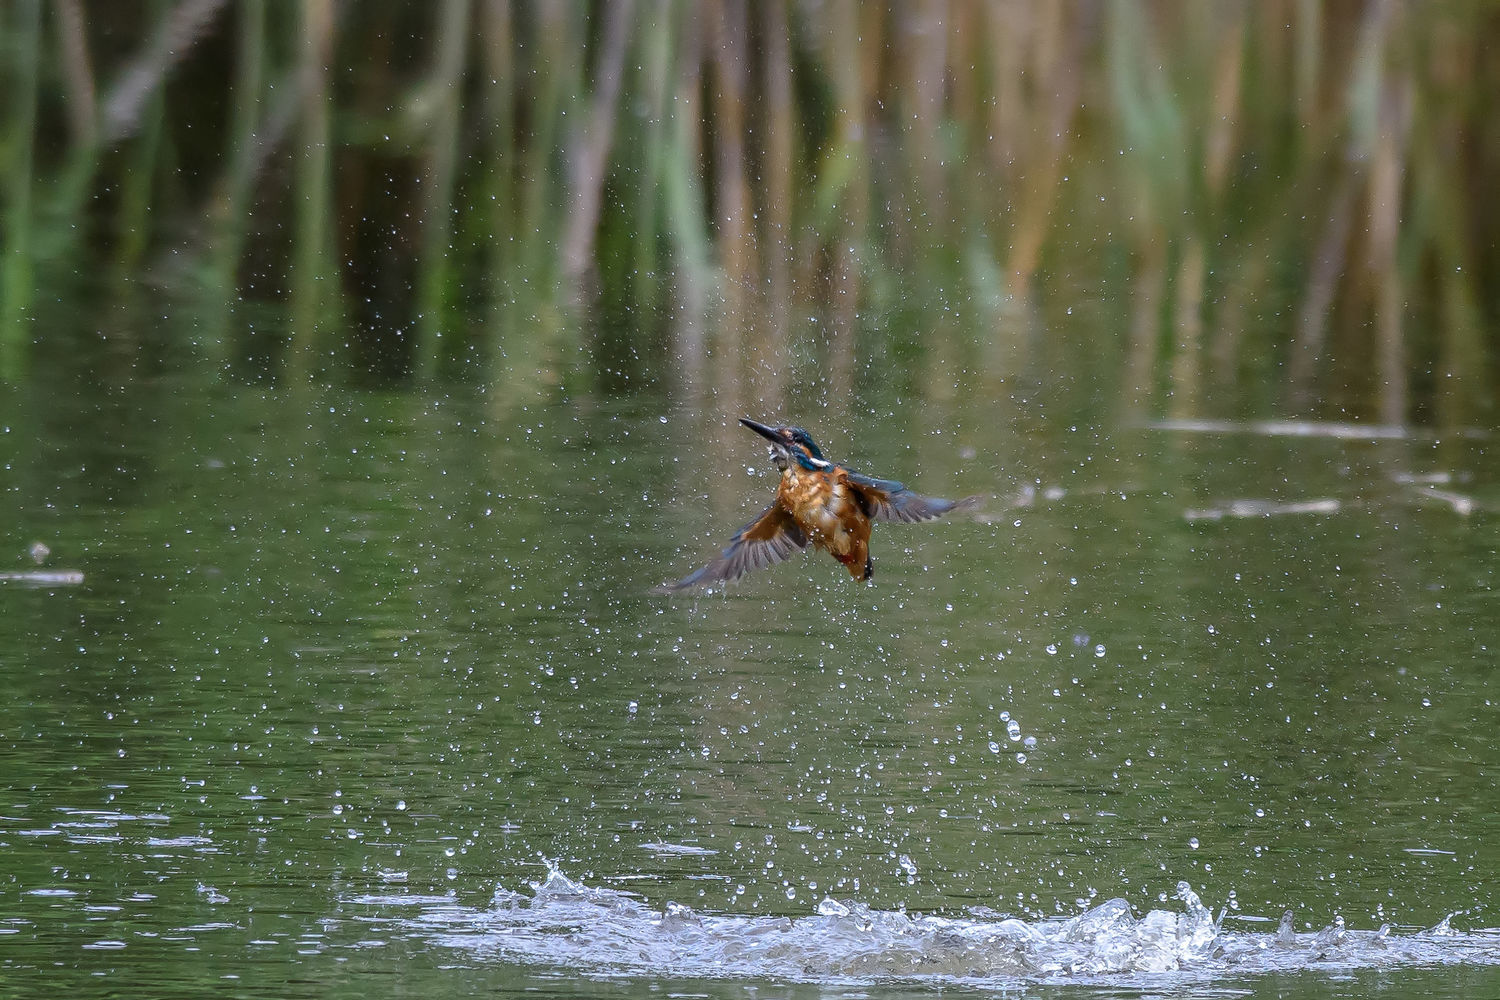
xmin=739 ymin=417 xmax=783 ymax=445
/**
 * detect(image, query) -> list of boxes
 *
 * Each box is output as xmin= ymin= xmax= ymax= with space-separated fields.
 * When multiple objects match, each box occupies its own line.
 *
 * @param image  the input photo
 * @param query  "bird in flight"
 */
xmin=658 ymin=417 xmax=982 ymax=591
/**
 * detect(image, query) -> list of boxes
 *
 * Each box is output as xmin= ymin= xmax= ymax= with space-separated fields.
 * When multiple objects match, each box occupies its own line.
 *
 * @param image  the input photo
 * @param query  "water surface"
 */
xmin=4 ymin=359 xmax=1499 ymax=996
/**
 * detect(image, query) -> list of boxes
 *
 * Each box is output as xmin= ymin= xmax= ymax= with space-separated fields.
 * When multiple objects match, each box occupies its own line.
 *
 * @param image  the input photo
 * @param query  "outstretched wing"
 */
xmin=656 ymin=503 xmax=808 ymax=592
xmin=845 ymin=470 xmax=984 ymax=524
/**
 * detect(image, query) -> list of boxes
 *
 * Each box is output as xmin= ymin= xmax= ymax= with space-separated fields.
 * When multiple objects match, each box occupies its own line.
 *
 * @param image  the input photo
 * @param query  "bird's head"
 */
xmin=739 ymin=417 xmax=830 ymax=472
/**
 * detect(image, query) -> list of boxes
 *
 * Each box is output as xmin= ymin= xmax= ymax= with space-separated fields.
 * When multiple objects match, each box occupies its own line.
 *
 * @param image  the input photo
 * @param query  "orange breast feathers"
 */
xmin=778 ymin=468 xmax=871 ymax=571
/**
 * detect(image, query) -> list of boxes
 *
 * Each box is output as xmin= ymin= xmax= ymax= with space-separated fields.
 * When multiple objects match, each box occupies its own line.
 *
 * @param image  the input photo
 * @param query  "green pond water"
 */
xmin=3 ymin=346 xmax=1500 ymax=998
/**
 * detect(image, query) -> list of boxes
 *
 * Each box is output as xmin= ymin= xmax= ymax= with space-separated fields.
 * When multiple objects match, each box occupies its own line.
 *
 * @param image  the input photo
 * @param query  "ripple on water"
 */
xmin=349 ymin=867 xmax=1500 ymax=988
xmin=640 ymin=841 xmax=719 ymax=857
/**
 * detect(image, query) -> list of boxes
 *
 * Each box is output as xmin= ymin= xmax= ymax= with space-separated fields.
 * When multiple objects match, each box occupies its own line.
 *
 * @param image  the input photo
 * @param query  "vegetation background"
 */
xmin=5 ymin=7 xmax=1500 ymax=993
xmin=2 ymin=0 xmax=1497 ymax=426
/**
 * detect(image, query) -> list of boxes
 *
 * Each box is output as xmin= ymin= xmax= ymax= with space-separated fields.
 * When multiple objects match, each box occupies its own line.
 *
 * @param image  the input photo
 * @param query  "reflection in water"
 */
xmin=7 ymin=5 xmax=1500 ymax=425
xmin=0 ymin=569 xmax=86 ymax=585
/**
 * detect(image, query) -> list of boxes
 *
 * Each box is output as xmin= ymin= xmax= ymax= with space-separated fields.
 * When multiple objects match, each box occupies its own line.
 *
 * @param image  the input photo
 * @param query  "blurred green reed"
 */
xmin=0 ymin=1 xmax=1495 ymax=426
xmin=1 ymin=0 xmax=41 ymax=380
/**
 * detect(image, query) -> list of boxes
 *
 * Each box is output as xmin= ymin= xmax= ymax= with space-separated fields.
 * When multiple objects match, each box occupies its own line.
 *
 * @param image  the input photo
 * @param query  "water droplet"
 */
xmin=817 ymin=897 xmax=849 ymax=917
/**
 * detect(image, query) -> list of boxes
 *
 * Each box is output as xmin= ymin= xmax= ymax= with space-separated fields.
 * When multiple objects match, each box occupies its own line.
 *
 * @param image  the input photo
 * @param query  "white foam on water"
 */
xmin=354 ymin=866 xmax=1500 ymax=988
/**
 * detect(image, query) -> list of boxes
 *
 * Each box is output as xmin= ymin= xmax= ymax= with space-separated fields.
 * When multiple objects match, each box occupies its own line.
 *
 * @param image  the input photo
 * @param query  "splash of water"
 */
xmin=360 ymin=866 xmax=1500 ymax=987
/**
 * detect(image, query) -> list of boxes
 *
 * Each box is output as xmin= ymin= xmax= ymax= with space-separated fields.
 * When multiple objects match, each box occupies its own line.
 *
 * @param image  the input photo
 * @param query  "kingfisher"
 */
xmin=658 ymin=417 xmax=982 ymax=591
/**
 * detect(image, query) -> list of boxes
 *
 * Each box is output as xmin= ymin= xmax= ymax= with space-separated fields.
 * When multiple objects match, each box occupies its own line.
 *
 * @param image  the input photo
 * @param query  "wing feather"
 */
xmin=845 ymin=470 xmax=983 ymax=524
xmin=657 ymin=503 xmax=807 ymax=591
